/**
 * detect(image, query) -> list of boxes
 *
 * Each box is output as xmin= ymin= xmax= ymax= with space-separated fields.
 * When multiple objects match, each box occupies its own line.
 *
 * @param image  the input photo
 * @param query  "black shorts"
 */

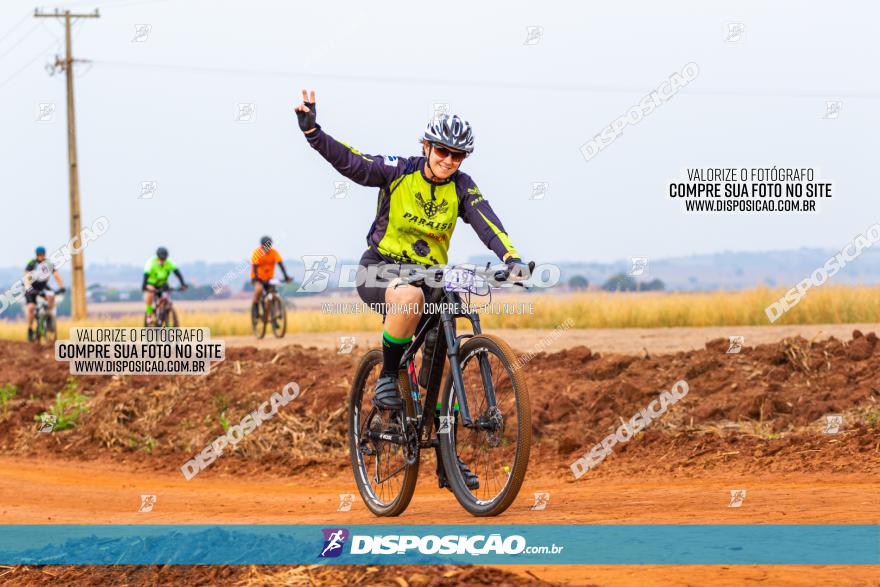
xmin=356 ymin=248 xmax=442 ymax=319
xmin=24 ymin=281 xmax=51 ymax=305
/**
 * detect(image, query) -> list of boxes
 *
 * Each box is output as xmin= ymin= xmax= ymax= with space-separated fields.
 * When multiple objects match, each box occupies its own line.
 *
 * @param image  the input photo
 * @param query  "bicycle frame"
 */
xmin=148 ymin=287 xmax=175 ymax=325
xmin=261 ymin=282 xmax=278 ymax=306
xmin=35 ymin=295 xmax=49 ymax=317
xmin=35 ymin=295 xmax=50 ymax=332
xmin=395 ymin=286 xmax=497 ymax=448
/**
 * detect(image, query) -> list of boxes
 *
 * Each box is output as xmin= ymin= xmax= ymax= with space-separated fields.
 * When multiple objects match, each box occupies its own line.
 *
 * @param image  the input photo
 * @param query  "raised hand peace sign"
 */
xmin=294 ymin=89 xmax=318 ymax=133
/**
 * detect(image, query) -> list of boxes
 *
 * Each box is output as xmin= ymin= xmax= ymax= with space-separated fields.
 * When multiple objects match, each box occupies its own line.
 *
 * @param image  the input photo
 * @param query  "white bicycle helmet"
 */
xmin=423 ymin=113 xmax=475 ymax=155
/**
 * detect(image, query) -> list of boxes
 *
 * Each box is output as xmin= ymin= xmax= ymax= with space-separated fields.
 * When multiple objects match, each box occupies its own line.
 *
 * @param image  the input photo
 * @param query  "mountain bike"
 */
xmin=32 ymin=290 xmax=63 ymax=343
xmin=145 ymin=285 xmax=183 ymax=327
xmin=252 ymin=279 xmax=290 ymax=339
xmin=348 ymin=263 xmax=532 ymax=517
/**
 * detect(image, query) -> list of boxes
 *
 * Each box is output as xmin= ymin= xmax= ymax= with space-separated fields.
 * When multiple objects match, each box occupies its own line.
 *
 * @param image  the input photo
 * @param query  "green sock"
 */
xmin=381 ymin=330 xmax=412 ymax=376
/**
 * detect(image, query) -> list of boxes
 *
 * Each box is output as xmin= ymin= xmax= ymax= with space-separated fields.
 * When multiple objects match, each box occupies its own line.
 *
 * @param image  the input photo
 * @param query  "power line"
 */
xmin=61 ymin=0 xmax=173 ymax=9
xmin=0 ymin=13 xmax=30 ymax=46
xmin=0 ymin=17 xmax=65 ymax=91
xmin=0 ymin=38 xmax=58 ymax=91
xmin=38 ymin=18 xmax=63 ymax=44
xmin=71 ymin=18 xmax=86 ymax=42
xmin=88 ymin=59 xmax=880 ymax=100
xmin=0 ymin=21 xmax=43 ymax=62
xmin=95 ymin=0 xmax=173 ymax=8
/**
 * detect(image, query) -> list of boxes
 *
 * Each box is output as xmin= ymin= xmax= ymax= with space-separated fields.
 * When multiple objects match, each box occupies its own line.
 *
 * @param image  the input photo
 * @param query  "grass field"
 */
xmin=0 ymin=286 xmax=877 ymax=340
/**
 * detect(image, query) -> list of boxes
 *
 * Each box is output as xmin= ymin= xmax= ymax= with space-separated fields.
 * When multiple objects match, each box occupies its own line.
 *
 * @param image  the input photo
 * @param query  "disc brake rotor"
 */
xmin=485 ymin=406 xmax=504 ymax=447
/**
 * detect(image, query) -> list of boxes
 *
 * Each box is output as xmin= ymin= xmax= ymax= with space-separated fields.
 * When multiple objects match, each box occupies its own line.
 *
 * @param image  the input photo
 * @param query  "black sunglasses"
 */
xmin=431 ymin=144 xmax=466 ymax=162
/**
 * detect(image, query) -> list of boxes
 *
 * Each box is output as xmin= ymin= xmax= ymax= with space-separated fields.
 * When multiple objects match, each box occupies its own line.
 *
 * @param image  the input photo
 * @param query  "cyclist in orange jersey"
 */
xmin=250 ymin=236 xmax=292 ymax=320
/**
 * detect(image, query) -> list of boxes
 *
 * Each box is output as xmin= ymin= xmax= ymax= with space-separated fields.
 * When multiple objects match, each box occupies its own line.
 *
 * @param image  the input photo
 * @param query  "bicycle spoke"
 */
xmin=455 ymin=347 xmax=519 ymax=503
xmin=356 ymin=365 xmax=407 ymax=507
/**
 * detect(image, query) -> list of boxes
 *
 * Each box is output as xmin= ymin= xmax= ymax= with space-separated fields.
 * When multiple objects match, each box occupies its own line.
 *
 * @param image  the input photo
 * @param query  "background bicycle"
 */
xmin=144 ymin=285 xmax=183 ymax=328
xmin=252 ymin=278 xmax=290 ymax=339
xmin=31 ymin=289 xmax=63 ymax=344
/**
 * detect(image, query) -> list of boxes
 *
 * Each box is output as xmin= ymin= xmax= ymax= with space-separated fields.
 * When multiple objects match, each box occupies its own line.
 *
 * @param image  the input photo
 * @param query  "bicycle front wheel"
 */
xmin=438 ymin=334 xmax=531 ymax=516
xmin=44 ymin=314 xmax=57 ymax=343
xmin=270 ymin=295 xmax=287 ymax=338
xmin=154 ymin=306 xmax=167 ymax=327
xmin=35 ymin=315 xmax=47 ymax=343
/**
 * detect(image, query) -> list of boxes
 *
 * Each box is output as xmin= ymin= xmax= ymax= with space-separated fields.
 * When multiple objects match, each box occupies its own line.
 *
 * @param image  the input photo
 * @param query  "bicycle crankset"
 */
xmin=402 ymin=417 xmax=419 ymax=466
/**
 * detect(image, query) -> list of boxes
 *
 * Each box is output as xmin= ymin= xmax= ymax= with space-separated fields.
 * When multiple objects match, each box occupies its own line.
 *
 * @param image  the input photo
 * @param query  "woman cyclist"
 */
xmin=294 ymin=89 xmax=529 ymax=487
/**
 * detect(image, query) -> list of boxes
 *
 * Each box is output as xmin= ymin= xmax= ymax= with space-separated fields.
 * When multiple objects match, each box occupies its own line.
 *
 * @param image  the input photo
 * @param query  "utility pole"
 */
xmin=34 ymin=8 xmax=99 ymax=321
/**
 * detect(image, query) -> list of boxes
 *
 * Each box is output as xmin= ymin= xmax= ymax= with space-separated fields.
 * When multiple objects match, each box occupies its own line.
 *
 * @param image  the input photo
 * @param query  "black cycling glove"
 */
xmin=506 ymin=260 xmax=534 ymax=281
xmin=296 ymin=101 xmax=318 ymax=133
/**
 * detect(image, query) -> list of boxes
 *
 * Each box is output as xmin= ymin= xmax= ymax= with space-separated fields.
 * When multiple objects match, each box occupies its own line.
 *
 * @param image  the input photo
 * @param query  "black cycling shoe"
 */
xmin=372 ymin=374 xmax=404 ymax=411
xmin=437 ymin=454 xmax=480 ymax=491
xmin=27 ymin=328 xmax=34 ymax=343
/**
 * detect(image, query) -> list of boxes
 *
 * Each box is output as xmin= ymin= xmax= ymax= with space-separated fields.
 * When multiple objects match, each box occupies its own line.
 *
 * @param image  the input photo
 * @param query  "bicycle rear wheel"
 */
xmin=348 ymin=349 xmax=419 ymax=516
xmin=270 ymin=295 xmax=287 ymax=338
xmin=438 ymin=334 xmax=531 ymax=516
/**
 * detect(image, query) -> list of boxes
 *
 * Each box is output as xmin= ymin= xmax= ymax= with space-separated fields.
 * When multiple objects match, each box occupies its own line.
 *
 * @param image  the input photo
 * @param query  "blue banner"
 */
xmin=0 ymin=525 xmax=876 ymax=565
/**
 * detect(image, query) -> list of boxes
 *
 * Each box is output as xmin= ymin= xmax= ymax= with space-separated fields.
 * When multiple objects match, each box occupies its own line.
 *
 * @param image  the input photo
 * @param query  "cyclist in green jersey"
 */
xmin=295 ymin=89 xmax=529 ymax=404
xmin=295 ymin=89 xmax=530 ymax=491
xmin=143 ymin=246 xmax=188 ymax=325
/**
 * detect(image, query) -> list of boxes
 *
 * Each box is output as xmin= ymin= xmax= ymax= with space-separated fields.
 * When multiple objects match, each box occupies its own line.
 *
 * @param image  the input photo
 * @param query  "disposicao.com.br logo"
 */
xmin=319 ymin=528 xmax=350 ymax=558
xmin=318 ymin=528 xmax=563 ymax=557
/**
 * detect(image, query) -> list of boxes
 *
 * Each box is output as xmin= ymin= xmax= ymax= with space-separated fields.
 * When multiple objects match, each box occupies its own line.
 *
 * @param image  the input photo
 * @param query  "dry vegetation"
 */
xmin=0 ymin=286 xmax=877 ymax=340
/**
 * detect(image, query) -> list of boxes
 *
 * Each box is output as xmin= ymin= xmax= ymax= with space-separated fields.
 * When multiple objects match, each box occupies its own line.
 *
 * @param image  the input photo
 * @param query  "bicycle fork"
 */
xmin=440 ymin=312 xmax=499 ymax=433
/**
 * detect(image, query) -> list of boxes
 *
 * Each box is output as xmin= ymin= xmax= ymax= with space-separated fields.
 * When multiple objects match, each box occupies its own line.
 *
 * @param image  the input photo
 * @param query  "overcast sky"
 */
xmin=1 ymin=0 xmax=877 ymax=268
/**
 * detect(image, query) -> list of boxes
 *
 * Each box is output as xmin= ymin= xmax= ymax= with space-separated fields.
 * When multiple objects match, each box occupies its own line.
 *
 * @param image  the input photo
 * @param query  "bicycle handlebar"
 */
xmin=493 ymin=261 xmax=536 ymax=285
xmin=388 ymin=261 xmax=537 ymax=290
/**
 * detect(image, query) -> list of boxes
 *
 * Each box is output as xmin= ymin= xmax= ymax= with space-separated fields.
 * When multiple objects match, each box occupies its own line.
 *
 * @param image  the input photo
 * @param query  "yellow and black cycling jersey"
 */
xmin=305 ymin=128 xmax=520 ymax=266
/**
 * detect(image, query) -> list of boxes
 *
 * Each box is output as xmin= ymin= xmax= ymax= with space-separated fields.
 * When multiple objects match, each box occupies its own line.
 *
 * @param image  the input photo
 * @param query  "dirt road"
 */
xmin=1 ymin=457 xmax=878 ymax=585
xmin=2 ymin=456 xmax=878 ymax=526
